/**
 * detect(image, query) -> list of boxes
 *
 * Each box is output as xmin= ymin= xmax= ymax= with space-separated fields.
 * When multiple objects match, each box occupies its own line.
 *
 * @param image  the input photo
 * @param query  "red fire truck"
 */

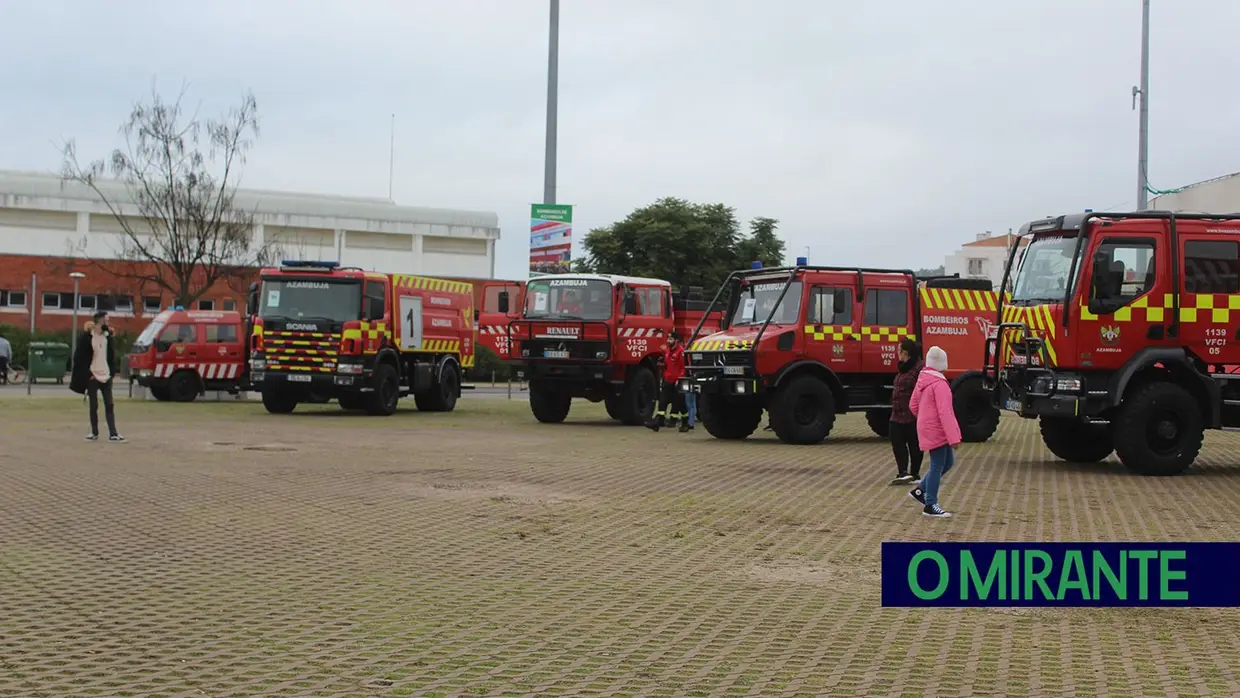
xmin=508 ymin=274 xmax=721 ymax=424
xmin=129 ymin=309 xmax=249 ymax=401
xmin=477 ymin=280 xmax=525 ymax=360
xmin=247 ymin=260 xmax=475 ymax=416
xmin=986 ymin=211 xmax=1240 ymax=475
xmin=681 ymin=262 xmax=1000 ymax=444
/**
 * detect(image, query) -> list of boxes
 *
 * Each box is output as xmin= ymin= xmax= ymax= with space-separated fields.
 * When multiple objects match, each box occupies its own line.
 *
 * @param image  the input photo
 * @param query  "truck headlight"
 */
xmin=733 ymin=382 xmax=747 ymax=394
xmin=337 ymin=364 xmax=363 ymax=375
xmin=1055 ymin=377 xmax=1082 ymax=393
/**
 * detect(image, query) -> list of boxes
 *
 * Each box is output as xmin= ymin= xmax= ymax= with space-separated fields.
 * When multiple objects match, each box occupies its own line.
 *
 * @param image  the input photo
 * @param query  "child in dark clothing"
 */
xmin=888 ymin=338 xmax=923 ymax=485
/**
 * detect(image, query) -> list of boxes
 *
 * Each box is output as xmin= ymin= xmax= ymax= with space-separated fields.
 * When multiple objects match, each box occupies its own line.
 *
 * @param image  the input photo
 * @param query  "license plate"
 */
xmin=680 ymin=381 xmax=701 ymax=393
xmin=543 ymin=350 xmax=569 ymax=359
xmin=288 ymin=374 xmax=311 ymax=383
xmin=1005 ymin=398 xmax=1020 ymax=412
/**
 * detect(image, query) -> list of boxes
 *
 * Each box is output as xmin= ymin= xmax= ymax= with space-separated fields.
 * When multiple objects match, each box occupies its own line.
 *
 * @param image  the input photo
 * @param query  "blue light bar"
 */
xmin=796 ymin=256 xmax=808 ymax=266
xmin=751 ymin=261 xmax=763 ymax=269
xmin=280 ymin=260 xmax=340 ymax=269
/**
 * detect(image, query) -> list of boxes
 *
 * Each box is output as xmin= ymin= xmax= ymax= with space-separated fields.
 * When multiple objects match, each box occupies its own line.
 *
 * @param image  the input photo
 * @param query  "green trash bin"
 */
xmin=28 ymin=342 xmax=71 ymax=385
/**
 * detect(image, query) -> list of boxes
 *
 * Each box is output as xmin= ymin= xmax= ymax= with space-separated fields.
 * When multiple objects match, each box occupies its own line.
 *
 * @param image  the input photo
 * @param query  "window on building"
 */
xmin=78 ymin=295 xmax=96 ymax=311
xmin=143 ymin=296 xmax=162 ymax=314
xmin=222 ymin=298 xmax=237 ymax=312
xmin=1 ymin=290 xmax=27 ymax=308
xmin=206 ymin=324 xmax=239 ymax=343
xmin=808 ymin=287 xmax=852 ymax=325
xmin=197 ymin=299 xmax=215 ymax=311
xmin=863 ymin=289 xmax=908 ymax=327
xmin=42 ymin=292 xmax=62 ymax=309
xmin=967 ymin=258 xmax=985 ymax=276
xmin=1183 ymin=240 xmax=1239 ymax=294
xmin=95 ymin=295 xmax=133 ymax=313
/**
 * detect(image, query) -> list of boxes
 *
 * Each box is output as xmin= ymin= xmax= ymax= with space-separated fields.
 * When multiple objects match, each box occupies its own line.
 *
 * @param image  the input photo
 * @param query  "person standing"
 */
xmin=646 ymin=332 xmax=686 ymax=432
xmin=907 ymin=346 xmax=959 ymax=518
xmin=70 ymin=311 xmax=125 ymax=442
xmin=888 ymin=338 xmax=923 ymax=485
xmin=0 ymin=333 xmax=11 ymax=385
xmin=680 ymin=389 xmax=697 ymax=432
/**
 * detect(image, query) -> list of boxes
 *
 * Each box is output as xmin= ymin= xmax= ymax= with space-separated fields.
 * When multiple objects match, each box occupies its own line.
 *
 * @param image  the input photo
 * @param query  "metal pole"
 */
xmin=1136 ymin=0 xmax=1150 ymax=210
xmin=388 ymin=113 xmax=395 ymax=201
xmin=70 ymin=277 xmax=80 ymax=362
xmin=26 ymin=273 xmax=35 ymax=396
xmin=543 ymin=0 xmax=559 ymax=205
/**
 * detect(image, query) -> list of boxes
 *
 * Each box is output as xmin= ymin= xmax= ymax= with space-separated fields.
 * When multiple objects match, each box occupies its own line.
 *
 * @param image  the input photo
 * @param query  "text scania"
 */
xmin=909 ymin=549 xmax=1187 ymax=602
xmin=286 ymin=281 xmax=330 ymax=289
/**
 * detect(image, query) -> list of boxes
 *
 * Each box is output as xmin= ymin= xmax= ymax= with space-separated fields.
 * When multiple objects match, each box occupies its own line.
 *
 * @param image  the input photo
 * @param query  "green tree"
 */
xmin=574 ymin=198 xmax=785 ymax=290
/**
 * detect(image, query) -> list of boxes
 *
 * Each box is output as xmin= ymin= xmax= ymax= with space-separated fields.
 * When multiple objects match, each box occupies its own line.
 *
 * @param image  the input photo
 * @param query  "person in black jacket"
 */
xmin=70 ymin=311 xmax=124 ymax=442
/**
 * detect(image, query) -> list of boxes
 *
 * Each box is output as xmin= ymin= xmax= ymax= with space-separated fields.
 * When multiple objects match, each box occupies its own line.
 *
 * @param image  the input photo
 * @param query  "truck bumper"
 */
xmin=251 ymin=370 xmax=361 ymax=391
xmin=515 ymin=362 xmax=615 ymax=384
xmin=678 ymin=375 xmax=761 ymax=396
xmin=995 ymin=381 xmax=1087 ymax=420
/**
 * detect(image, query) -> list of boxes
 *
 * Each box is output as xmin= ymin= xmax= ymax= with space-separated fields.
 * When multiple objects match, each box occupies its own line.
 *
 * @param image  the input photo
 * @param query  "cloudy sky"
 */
xmin=3 ymin=1 xmax=1239 ymax=280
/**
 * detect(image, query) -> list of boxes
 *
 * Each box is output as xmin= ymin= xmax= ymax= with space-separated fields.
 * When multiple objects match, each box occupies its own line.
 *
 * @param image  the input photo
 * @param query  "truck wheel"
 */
xmin=953 ymin=375 xmax=999 ymax=442
xmin=262 ymin=388 xmax=298 ymax=414
xmin=604 ymin=395 xmax=624 ymax=421
xmin=414 ymin=362 xmax=460 ymax=412
xmin=338 ymin=394 xmax=363 ymax=410
xmin=530 ymin=383 xmax=572 ymax=423
xmin=698 ymin=394 xmax=763 ymax=440
xmin=866 ymin=409 xmax=891 ymax=438
xmin=768 ymin=374 xmax=836 ymax=444
xmin=1039 ymin=417 xmax=1114 ymax=463
xmin=616 ymin=366 xmax=657 ymax=425
xmin=1114 ymin=381 xmax=1204 ymax=475
xmin=149 ymin=384 xmax=171 ymax=402
xmin=364 ymin=363 xmax=400 ymax=416
xmin=167 ymin=370 xmax=199 ymax=403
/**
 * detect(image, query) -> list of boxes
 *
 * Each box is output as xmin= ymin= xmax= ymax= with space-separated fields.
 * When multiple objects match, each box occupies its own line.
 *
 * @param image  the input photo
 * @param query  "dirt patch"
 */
xmin=403 ymin=481 xmax=585 ymax=505
xmin=739 ymin=560 xmax=880 ymax=586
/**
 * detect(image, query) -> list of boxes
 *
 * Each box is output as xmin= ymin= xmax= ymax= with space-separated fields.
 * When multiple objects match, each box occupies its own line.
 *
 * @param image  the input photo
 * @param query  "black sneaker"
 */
xmin=923 ymin=504 xmax=952 ymax=518
xmin=890 ymin=474 xmax=914 ymax=485
xmin=678 ymin=422 xmax=692 ymax=433
xmin=109 ymin=435 xmax=126 ymax=443
xmin=909 ymin=487 xmax=925 ymax=505
xmin=645 ymin=420 xmax=660 ymax=432
xmin=85 ymin=434 xmax=98 ymax=441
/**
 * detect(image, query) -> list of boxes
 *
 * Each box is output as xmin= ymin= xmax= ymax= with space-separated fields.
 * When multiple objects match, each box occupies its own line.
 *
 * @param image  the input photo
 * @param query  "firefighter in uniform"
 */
xmin=646 ymin=332 xmax=687 ymax=432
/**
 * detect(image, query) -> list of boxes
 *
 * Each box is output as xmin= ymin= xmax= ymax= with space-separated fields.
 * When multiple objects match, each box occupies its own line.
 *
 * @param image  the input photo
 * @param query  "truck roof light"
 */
xmin=280 ymin=260 xmax=340 ymax=269
xmin=795 ymin=256 xmax=808 ymax=266
xmin=751 ymin=261 xmax=763 ymax=269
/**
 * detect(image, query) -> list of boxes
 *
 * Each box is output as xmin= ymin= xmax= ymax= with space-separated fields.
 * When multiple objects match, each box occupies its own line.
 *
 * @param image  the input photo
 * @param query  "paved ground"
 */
xmin=3 ymin=395 xmax=1240 ymax=697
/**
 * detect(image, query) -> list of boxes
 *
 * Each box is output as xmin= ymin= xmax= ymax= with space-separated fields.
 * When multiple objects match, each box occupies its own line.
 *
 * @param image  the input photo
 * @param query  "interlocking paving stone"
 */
xmin=2 ymin=396 xmax=1240 ymax=696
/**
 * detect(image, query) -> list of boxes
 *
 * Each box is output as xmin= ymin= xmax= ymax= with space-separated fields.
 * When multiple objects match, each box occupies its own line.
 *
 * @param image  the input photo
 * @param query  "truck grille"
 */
xmin=521 ymin=339 xmax=611 ymax=361
xmin=687 ymin=351 xmax=751 ymax=367
xmin=264 ymin=330 xmax=340 ymax=373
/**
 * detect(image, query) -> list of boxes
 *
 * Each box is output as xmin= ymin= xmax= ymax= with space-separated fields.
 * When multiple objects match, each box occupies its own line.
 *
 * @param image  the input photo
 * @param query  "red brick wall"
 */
xmin=0 ymin=253 xmax=255 ymax=335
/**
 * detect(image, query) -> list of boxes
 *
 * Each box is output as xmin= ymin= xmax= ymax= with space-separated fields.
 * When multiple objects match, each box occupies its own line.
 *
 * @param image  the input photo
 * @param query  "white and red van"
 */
xmin=128 ymin=309 xmax=248 ymax=401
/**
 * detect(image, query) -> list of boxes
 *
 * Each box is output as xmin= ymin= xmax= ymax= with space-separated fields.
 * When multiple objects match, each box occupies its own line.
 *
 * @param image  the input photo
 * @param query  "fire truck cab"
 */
xmin=477 ymin=280 xmax=524 ymax=360
xmin=508 ymin=273 xmax=719 ymax=425
xmin=129 ymin=309 xmax=249 ymax=402
xmin=987 ymin=211 xmax=1240 ymax=475
xmin=682 ymin=262 xmax=999 ymax=445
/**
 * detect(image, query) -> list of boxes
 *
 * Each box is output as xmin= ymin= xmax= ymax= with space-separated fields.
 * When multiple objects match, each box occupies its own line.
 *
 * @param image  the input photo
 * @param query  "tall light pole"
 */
xmin=1134 ymin=0 xmax=1151 ymax=210
xmin=543 ymin=0 xmax=560 ymax=205
xmin=69 ymin=272 xmax=85 ymax=363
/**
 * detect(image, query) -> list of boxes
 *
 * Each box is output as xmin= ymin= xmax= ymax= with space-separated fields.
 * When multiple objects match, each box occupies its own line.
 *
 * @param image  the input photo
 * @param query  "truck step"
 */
xmin=1224 ymin=400 xmax=1240 ymax=406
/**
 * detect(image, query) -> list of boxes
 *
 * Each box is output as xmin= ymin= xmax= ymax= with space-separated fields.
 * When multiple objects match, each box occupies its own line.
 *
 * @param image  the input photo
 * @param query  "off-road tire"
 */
xmin=261 ymin=388 xmax=298 ymax=414
xmin=768 ymin=374 xmax=837 ymax=444
xmin=698 ymin=394 xmax=763 ymax=440
xmin=167 ymin=370 xmax=199 ymax=403
xmin=1114 ymin=381 xmax=1204 ymax=476
xmin=530 ymin=383 xmax=572 ymax=423
xmin=338 ymin=394 xmax=363 ymax=411
xmin=364 ymin=363 xmax=400 ymax=416
xmin=866 ymin=409 xmax=891 ymax=438
xmin=415 ymin=362 xmax=460 ymax=412
xmin=149 ymin=384 xmax=171 ymax=402
xmin=953 ymin=375 xmax=1000 ymax=442
xmin=1039 ymin=417 xmax=1114 ymax=463
xmin=616 ymin=366 xmax=657 ymax=425
xmin=604 ymin=395 xmax=625 ymax=421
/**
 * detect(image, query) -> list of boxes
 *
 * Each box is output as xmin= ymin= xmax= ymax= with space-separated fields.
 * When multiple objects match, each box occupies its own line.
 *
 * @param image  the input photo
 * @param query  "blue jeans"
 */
xmin=922 ymin=445 xmax=955 ymax=508
xmin=685 ymin=392 xmax=697 ymax=426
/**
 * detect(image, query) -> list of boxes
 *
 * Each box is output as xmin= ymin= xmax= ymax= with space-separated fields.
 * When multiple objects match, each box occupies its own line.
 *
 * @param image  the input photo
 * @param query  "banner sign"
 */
xmin=529 ymin=204 xmax=572 ymax=276
xmin=881 ymin=542 xmax=1240 ymax=607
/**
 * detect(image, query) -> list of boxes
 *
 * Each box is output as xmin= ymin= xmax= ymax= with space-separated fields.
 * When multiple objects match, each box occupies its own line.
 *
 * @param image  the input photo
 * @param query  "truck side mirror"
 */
xmin=473 ymin=309 xmax=480 ymax=323
xmin=247 ymin=283 xmax=258 ymax=316
xmin=498 ymin=291 xmax=510 ymax=314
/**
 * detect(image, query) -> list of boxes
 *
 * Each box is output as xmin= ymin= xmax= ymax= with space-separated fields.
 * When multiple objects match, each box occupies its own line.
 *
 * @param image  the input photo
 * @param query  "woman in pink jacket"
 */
xmin=907 ymin=346 xmax=961 ymax=518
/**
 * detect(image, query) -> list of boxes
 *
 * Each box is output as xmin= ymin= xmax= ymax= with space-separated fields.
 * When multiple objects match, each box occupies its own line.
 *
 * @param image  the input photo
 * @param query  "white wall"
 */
xmin=943 ymin=246 xmax=1011 ymax=289
xmin=1151 ymin=173 xmax=1240 ymax=213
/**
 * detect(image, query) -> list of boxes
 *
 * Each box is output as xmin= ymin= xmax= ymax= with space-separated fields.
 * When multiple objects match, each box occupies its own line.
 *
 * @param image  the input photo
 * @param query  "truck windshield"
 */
xmin=524 ymin=278 xmax=612 ymax=320
xmin=259 ymin=279 xmax=362 ymax=322
xmin=1011 ymin=235 xmax=1078 ymax=304
xmin=135 ymin=319 xmax=166 ymax=346
xmin=730 ymin=281 xmax=803 ymax=326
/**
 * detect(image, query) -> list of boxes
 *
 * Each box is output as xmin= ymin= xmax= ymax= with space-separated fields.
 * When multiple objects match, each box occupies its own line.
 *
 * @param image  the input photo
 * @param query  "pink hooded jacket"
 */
xmin=909 ymin=367 xmax=961 ymax=451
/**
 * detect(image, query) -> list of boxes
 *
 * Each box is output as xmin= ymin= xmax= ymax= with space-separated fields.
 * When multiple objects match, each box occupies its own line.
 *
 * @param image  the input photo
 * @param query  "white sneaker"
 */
xmin=922 ymin=504 xmax=952 ymax=518
xmin=108 ymin=435 xmax=126 ymax=442
xmin=85 ymin=434 xmax=98 ymax=441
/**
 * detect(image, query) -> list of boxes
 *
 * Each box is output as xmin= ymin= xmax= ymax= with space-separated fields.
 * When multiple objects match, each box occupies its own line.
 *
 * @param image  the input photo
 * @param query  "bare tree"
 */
xmin=62 ymin=84 xmax=279 ymax=307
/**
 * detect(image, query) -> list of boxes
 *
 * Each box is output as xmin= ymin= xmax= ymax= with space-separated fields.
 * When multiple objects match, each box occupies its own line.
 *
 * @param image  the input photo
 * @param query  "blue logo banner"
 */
xmin=881 ymin=542 xmax=1240 ymax=607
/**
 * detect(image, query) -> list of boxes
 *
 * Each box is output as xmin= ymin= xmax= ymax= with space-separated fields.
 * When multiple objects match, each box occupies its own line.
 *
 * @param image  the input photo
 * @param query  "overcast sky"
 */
xmin=3 ymin=1 xmax=1239 ymax=280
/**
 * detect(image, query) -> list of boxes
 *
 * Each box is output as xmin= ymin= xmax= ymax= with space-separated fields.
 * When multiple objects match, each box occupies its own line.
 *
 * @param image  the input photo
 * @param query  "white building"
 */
xmin=0 ymin=170 xmax=501 ymax=278
xmin=943 ymin=231 xmax=1028 ymax=290
xmin=1150 ymin=171 xmax=1240 ymax=213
